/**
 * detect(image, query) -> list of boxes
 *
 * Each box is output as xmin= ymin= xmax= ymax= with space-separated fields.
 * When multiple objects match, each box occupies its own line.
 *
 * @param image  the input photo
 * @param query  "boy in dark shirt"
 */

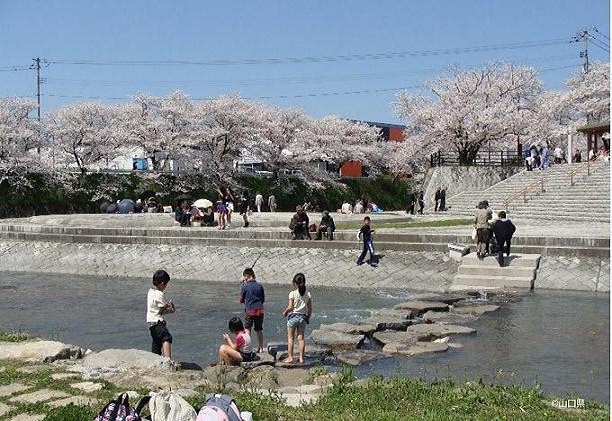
xmin=356 ymin=216 xmax=379 ymax=267
xmin=491 ymin=211 xmax=516 ymax=267
xmin=239 ymin=267 xmax=265 ymax=353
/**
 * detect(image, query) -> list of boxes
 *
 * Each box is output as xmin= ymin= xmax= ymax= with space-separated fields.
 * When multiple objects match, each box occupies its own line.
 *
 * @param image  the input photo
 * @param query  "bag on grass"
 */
xmin=94 ymin=393 xmax=145 ymax=421
xmin=196 ymin=394 xmax=242 ymax=421
xmin=147 ymin=391 xmax=197 ymax=421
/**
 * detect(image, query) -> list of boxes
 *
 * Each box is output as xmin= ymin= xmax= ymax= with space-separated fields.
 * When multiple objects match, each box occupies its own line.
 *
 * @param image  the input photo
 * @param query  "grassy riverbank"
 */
xmin=0 ymin=359 xmax=607 ymax=420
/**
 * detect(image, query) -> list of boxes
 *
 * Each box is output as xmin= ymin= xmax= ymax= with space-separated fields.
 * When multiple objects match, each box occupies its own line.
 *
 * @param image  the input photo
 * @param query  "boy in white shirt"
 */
xmin=146 ymin=269 xmax=175 ymax=358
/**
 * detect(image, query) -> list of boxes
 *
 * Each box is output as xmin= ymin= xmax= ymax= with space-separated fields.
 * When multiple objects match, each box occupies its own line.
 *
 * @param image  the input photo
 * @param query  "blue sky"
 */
xmin=0 ymin=0 xmax=609 ymax=123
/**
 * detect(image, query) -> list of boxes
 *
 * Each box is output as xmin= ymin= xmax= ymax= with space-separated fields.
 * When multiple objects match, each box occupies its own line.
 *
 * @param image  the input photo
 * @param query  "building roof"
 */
xmin=577 ymin=120 xmax=610 ymax=134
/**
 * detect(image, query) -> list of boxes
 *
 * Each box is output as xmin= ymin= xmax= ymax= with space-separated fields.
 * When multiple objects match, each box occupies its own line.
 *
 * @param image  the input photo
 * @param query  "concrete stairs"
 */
xmin=451 ymin=253 xmax=541 ymax=291
xmin=442 ymin=161 xmax=610 ymax=222
xmin=0 ymin=222 xmax=607 ymax=257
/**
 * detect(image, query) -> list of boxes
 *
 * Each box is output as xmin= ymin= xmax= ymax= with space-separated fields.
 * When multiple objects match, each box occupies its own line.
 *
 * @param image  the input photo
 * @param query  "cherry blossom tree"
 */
xmin=0 ymin=98 xmax=40 ymax=165
xmin=185 ymin=95 xmax=263 ymax=183
xmin=123 ymin=91 xmax=193 ymax=172
xmin=307 ymin=116 xmax=384 ymax=177
xmin=564 ymin=61 xmax=610 ymax=123
xmin=45 ymin=102 xmax=123 ymax=174
xmin=243 ymin=106 xmax=317 ymax=181
xmin=393 ymin=63 xmax=542 ymax=171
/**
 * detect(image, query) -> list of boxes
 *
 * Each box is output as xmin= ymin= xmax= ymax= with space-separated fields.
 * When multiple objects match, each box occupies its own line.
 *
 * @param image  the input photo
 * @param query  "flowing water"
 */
xmin=2 ymin=272 xmax=609 ymax=403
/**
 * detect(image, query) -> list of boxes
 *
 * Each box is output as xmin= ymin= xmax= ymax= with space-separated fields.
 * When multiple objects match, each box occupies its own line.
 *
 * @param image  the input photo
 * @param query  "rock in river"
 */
xmin=0 ymin=340 xmax=85 ymax=363
xmin=382 ymin=341 xmax=449 ymax=356
xmin=393 ymin=300 xmax=449 ymax=315
xmin=404 ymin=324 xmax=476 ymax=341
xmin=452 ymin=304 xmax=500 ymax=316
xmin=320 ymin=322 xmax=377 ymax=336
xmin=422 ymin=311 xmax=477 ymax=325
xmin=311 ymin=330 xmax=364 ymax=350
xmin=334 ymin=349 xmax=391 ymax=366
xmin=362 ymin=316 xmax=412 ymax=331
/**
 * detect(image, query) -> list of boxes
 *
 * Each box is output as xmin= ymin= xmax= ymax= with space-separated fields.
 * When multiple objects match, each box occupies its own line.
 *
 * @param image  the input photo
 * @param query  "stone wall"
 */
xmin=0 ymin=239 xmax=607 ymax=292
xmin=423 ymin=166 xmax=523 ymax=207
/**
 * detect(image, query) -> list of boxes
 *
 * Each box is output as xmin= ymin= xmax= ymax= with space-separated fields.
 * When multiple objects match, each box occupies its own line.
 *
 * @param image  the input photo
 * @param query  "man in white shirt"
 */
xmin=255 ymin=192 xmax=263 ymax=213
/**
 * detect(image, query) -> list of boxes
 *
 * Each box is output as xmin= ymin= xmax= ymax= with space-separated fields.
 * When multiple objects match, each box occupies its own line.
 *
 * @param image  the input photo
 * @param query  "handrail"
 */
xmin=503 ymin=172 xmax=547 ymax=212
xmin=566 ymin=156 xmax=605 ymax=186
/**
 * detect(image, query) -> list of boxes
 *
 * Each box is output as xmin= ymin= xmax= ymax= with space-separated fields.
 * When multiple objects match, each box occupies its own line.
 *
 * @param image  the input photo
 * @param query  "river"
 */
xmin=2 ymin=272 xmax=609 ymax=403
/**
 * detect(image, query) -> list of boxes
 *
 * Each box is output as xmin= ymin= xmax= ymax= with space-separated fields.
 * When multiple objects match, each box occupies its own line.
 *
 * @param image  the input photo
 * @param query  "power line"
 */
xmin=46 ymin=38 xmax=572 ymax=67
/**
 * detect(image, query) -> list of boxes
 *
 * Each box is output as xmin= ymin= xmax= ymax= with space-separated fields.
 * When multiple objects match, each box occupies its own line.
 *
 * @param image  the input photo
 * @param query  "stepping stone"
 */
xmin=9 ymin=388 xmax=71 ymax=404
xmin=422 ymin=310 xmax=478 ymax=325
xmin=393 ymin=300 xmax=449 ymax=315
xmin=240 ymin=353 xmax=275 ymax=369
xmin=0 ymin=383 xmax=31 ymax=397
xmin=452 ymin=304 xmax=500 ymax=316
xmin=0 ymin=402 xmax=14 ymax=417
xmin=70 ymin=381 xmax=104 ymax=393
xmin=47 ymin=395 xmax=99 ymax=408
xmin=404 ymin=324 xmax=476 ymax=341
xmin=370 ymin=308 xmax=414 ymax=319
xmin=382 ymin=341 xmax=449 ymax=356
xmin=362 ymin=316 xmax=412 ymax=331
xmin=50 ymin=372 xmax=80 ymax=380
xmin=311 ymin=330 xmax=365 ymax=350
xmin=319 ymin=322 xmax=377 ymax=335
xmin=7 ymin=414 xmax=46 ymax=421
xmin=334 ymin=349 xmax=391 ymax=366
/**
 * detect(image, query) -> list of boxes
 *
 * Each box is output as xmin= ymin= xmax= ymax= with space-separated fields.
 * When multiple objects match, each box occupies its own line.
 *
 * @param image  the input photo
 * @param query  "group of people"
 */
xmin=175 ymin=187 xmax=279 ymax=229
xmin=340 ymin=197 xmax=381 ymax=214
xmin=406 ymin=190 xmax=425 ymax=214
xmin=288 ymin=206 xmax=336 ymax=241
xmin=434 ymin=187 xmax=447 ymax=212
xmin=473 ymin=200 xmax=516 ymax=267
xmin=146 ymin=268 xmax=313 ymax=366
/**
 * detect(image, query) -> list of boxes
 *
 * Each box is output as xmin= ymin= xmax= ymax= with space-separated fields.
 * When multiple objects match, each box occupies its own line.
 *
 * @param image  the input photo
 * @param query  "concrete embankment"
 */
xmin=0 ymin=214 xmax=608 ymax=292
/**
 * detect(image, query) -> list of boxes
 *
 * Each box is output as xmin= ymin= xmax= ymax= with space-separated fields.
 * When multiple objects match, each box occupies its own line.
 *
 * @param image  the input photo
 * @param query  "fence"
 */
xmin=430 ymin=150 xmax=523 ymax=167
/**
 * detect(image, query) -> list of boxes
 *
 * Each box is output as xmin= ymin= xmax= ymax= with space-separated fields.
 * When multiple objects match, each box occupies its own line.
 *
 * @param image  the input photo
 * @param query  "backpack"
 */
xmin=196 ymin=394 xmax=242 ymax=421
xmin=146 ymin=391 xmax=197 ymax=421
xmin=94 ymin=393 xmax=146 ymax=421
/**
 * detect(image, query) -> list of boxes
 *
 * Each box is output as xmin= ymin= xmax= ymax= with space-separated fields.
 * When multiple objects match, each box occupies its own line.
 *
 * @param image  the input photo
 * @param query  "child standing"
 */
xmin=146 ymin=269 xmax=175 ymax=358
xmin=356 ymin=216 xmax=379 ymax=267
xmin=218 ymin=317 xmax=254 ymax=365
xmin=282 ymin=273 xmax=312 ymax=364
xmin=240 ymin=268 xmax=265 ymax=353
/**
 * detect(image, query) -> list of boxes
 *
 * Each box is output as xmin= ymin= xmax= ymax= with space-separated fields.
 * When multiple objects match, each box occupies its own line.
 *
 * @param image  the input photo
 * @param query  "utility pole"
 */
xmin=574 ymin=29 xmax=590 ymax=74
xmin=31 ymin=57 xmax=42 ymax=120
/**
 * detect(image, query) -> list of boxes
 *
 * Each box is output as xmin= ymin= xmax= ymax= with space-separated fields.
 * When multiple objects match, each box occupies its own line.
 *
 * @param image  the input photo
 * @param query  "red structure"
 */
xmin=340 ymin=121 xmax=406 ymax=177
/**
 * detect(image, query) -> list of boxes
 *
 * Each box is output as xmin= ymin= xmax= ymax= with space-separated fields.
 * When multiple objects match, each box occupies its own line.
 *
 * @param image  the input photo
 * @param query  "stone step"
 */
xmin=453 ymin=273 xmax=534 ymax=289
xmin=461 ymin=253 xmax=541 ymax=267
xmin=457 ymin=265 xmax=536 ymax=278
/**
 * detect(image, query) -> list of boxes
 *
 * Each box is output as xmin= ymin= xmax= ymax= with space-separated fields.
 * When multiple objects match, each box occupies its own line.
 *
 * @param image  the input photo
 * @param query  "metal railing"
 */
xmin=503 ymin=172 xmax=548 ymax=212
xmin=567 ymin=156 xmax=606 ymax=186
xmin=430 ymin=150 xmax=523 ymax=167
xmin=503 ymin=157 xmax=608 ymax=211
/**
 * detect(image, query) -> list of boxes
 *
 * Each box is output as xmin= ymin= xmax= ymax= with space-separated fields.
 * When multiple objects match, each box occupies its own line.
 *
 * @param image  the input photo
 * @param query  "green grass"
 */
xmin=335 ymin=218 xmax=473 ymax=230
xmin=0 ymin=330 xmax=32 ymax=342
xmin=0 ymin=360 xmax=607 ymax=420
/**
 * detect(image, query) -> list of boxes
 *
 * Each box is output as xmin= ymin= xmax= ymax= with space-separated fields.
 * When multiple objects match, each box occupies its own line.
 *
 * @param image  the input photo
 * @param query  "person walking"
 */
xmin=434 ymin=188 xmax=441 ymax=212
xmin=268 ymin=194 xmax=277 ymax=212
xmin=406 ymin=190 xmax=415 ymax=215
xmin=491 ymin=211 xmax=516 ymax=267
xmin=417 ymin=191 xmax=425 ymax=214
xmin=474 ymin=201 xmax=492 ymax=259
xmin=439 ymin=187 xmax=447 ymax=211
xmin=255 ymin=192 xmax=263 ymax=213
xmin=282 ymin=273 xmax=312 ymax=364
xmin=356 ymin=216 xmax=378 ymax=267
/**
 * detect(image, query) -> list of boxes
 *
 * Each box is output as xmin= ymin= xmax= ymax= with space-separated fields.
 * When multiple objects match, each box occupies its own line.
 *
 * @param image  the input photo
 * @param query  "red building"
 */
xmin=339 ymin=121 xmax=406 ymax=177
